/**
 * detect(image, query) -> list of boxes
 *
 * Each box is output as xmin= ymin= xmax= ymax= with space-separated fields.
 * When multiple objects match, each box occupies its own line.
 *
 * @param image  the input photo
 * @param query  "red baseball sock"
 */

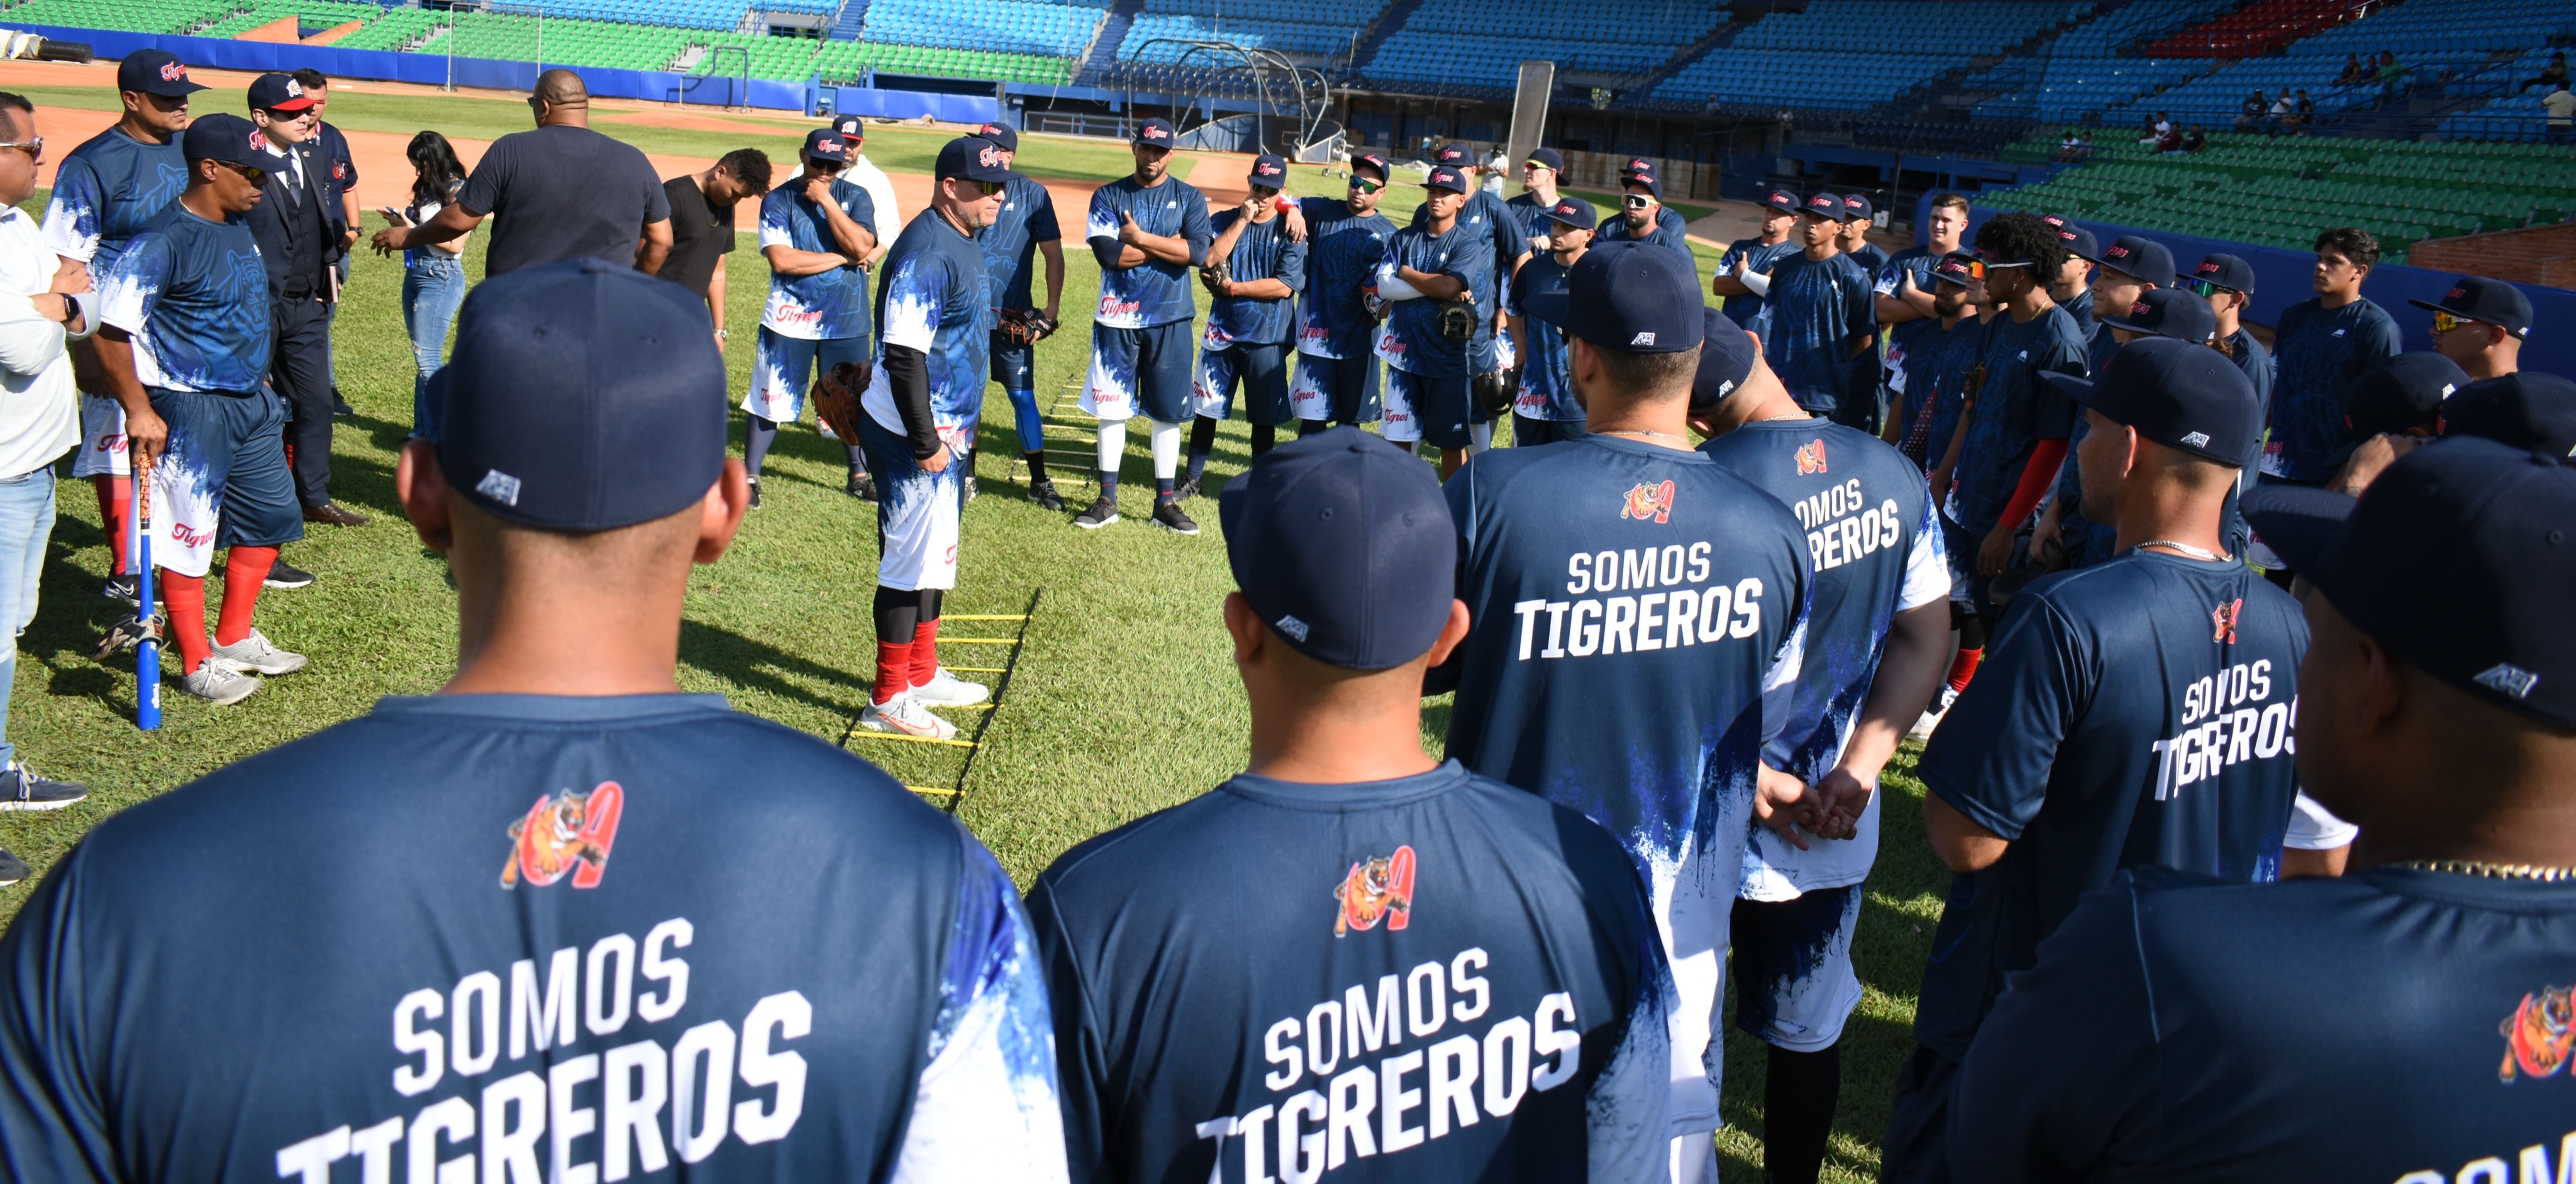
xmin=873 ymin=639 xmax=913 ymax=704
xmin=1945 ymin=647 xmax=1984 ymax=694
xmin=161 ymin=570 xmax=210 ymax=674
xmin=216 ymin=546 xmax=276 ymax=646
xmin=909 ymin=617 xmax=942 ymax=690
xmin=94 ymin=475 xmax=130 ymax=575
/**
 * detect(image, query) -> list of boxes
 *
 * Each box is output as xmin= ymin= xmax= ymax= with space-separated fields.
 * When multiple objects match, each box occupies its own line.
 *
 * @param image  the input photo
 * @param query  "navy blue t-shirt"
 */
xmin=1593 ymin=206 xmax=1691 ymax=258
xmin=0 ymin=694 xmax=1065 ymax=1181
xmin=1293 ymin=196 xmax=1396 ymax=360
xmin=1875 ymin=246 xmax=1943 ymax=390
xmin=1717 ymin=236 xmax=1798 ymax=328
xmin=97 ymin=203 xmax=273 ymax=394
xmin=2061 ymin=285 xmax=2096 ymax=342
xmin=1502 ymin=191 xmax=1560 ymax=247
xmin=1948 ymin=306 xmax=2089 ymax=539
xmin=1763 ymin=251 xmax=1875 ymax=416
xmin=1087 ymin=174 xmax=1213 ymax=329
xmin=1376 ymin=219 xmax=1494 ymax=379
xmin=1505 ymin=252 xmax=1582 ymax=422
xmin=1410 ymin=190 xmax=1523 ymax=371
xmin=41 ymin=126 xmax=189 ymax=278
xmin=1029 ymin=760 xmax=1672 ymax=1183
xmin=1956 ymin=866 xmax=2576 ymax=1181
xmin=979 ymin=173 xmax=1062 ymax=311
xmin=1845 ymin=240 xmax=1890 ymax=279
xmin=1913 ymin=554 xmax=2306 ymax=1059
xmin=2266 ymin=296 xmax=2401 ymax=482
xmin=1204 ymin=209 xmax=1307 ymax=348
xmin=1897 ymin=314 xmax=1981 ymax=471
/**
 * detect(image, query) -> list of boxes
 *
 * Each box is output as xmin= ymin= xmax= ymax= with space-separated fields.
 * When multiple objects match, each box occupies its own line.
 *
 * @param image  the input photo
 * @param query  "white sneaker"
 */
xmin=209 ymin=629 xmax=308 ymax=676
xmin=1908 ymin=685 xmax=1960 ymax=741
xmin=910 ymin=667 xmax=991 ymax=707
xmin=858 ymin=693 xmax=958 ymax=740
xmin=179 ymin=663 xmax=262 ymax=705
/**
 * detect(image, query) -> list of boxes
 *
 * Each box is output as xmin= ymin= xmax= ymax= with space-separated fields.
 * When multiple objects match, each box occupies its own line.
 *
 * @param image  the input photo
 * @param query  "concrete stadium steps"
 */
xmin=1072 ymin=0 xmax=1141 ymax=82
xmin=1346 ymin=0 xmax=1422 ymax=74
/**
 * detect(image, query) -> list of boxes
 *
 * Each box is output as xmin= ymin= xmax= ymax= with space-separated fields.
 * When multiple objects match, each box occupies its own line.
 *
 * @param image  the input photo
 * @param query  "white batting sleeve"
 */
xmin=2284 ymin=792 xmax=2360 ymax=851
xmin=1374 ymin=260 xmax=1426 ymax=302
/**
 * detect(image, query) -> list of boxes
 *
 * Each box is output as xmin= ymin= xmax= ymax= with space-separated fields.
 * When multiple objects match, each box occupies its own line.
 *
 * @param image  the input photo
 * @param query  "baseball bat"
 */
xmin=133 ymin=454 xmax=157 ymax=731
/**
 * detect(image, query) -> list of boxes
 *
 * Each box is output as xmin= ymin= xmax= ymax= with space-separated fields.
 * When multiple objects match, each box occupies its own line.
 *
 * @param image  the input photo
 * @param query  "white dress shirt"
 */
xmin=0 ymin=202 xmax=79 ymax=480
xmin=849 ymin=152 xmax=902 ymax=248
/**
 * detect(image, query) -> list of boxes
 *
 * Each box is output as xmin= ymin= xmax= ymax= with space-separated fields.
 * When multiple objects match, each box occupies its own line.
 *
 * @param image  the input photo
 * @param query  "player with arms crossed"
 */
xmin=1180 ymin=154 xmax=1306 ymax=496
xmin=743 ymin=129 xmax=876 ymax=507
xmin=43 ymin=49 xmax=203 ymax=606
xmin=846 ymin=136 xmax=1009 ymax=740
xmin=1031 ymin=429 xmax=1674 ymax=1183
xmin=1402 ymin=146 xmax=1525 ymax=457
xmin=1955 ymin=437 xmax=2576 ymax=1181
xmin=1075 ymin=116 xmax=1211 ymax=533
xmin=0 ymin=260 xmax=1067 ymax=1182
xmin=1282 ymin=152 xmax=1395 ymax=433
xmin=1711 ymin=189 xmax=1800 ymax=341
xmin=967 ymin=123 xmax=1068 ymax=509
xmin=1440 ymin=245 xmax=1831 ymax=1181
xmin=1502 ymin=196 xmax=1593 ymax=446
xmin=1880 ymin=338 xmax=2350 ymax=1182
xmin=1374 ymin=165 xmax=1491 ymax=479
xmin=1693 ymin=306 xmax=1951 ymax=1184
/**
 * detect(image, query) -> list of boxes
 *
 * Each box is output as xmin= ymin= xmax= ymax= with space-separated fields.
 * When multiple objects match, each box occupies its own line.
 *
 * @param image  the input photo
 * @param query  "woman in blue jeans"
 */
xmin=384 ymin=131 xmax=469 ymax=438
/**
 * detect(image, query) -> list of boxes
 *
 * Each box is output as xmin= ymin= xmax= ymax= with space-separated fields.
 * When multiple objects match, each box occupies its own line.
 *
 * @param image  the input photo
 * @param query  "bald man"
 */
xmin=370 ymin=69 xmax=670 ymax=280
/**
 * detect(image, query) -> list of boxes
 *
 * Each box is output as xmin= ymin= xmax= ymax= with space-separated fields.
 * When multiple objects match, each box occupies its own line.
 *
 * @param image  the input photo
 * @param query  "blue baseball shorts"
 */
xmin=1289 ymin=349 xmax=1380 ymax=425
xmin=1189 ymin=341 xmax=1292 ymax=426
xmin=144 ymin=386 xmax=303 ymax=579
xmin=1078 ymin=319 xmax=1194 ymax=424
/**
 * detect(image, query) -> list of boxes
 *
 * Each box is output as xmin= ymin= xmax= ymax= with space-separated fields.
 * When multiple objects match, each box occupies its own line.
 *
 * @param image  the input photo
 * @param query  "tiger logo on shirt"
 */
xmin=2499 ymin=983 xmax=2576 ymax=1082
xmin=1796 ymin=439 xmax=1828 ymax=475
xmin=1621 ymin=480 xmax=1677 ymax=524
xmin=500 ymin=781 xmax=625 ymax=889
xmin=1333 ymin=845 xmax=1416 ymax=937
xmin=2213 ymin=599 xmax=2245 ymax=645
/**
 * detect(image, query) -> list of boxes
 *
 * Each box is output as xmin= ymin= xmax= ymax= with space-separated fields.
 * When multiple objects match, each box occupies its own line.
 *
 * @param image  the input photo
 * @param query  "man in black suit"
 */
xmin=245 ymin=72 xmax=362 ymax=528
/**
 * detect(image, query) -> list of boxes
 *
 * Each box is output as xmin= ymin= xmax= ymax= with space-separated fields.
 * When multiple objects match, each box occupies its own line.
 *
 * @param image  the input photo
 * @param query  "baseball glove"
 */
xmin=1439 ymin=301 xmax=1477 ymax=345
xmin=994 ymin=307 xmax=1060 ymax=346
xmin=813 ymin=360 xmax=872 ymax=444
xmin=1198 ymin=258 xmax=1233 ymax=298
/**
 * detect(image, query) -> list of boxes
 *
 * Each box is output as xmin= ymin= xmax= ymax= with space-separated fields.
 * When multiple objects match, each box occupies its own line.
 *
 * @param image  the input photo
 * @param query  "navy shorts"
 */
xmin=1189 ymin=341 xmax=1292 ymax=427
xmin=1079 ymin=319 xmax=1194 ymax=423
xmin=1512 ymin=412 xmax=1585 ymax=446
xmin=988 ymin=333 xmax=1034 ymax=390
xmin=1385 ymin=367 xmax=1471 ymax=449
xmin=1289 ymin=350 xmax=1380 ymax=425
xmin=145 ymin=387 xmax=303 ymax=578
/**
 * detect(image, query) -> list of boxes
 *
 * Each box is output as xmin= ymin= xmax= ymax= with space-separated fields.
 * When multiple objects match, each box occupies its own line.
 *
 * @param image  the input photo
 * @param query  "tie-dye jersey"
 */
xmin=758 ymin=177 xmax=877 ymax=341
xmin=1762 ymin=251 xmax=1875 ymax=416
xmin=2265 ymin=296 xmax=2400 ymax=482
xmin=977 ymin=174 xmax=1060 ymax=311
xmin=98 ymin=204 xmax=272 ymax=394
xmin=1291 ymin=197 xmax=1394 ymax=360
xmin=863 ymin=208 xmax=994 ymax=441
xmin=1201 ymin=209 xmax=1305 ymax=348
xmin=1506 ymin=252 xmax=1581 ymax=421
xmin=0 ymin=693 xmax=1068 ymax=1184
xmin=1086 ymin=175 xmax=1212 ymax=329
xmin=41 ymin=126 xmax=189 ymax=278
xmin=1374 ymin=219 xmax=1494 ymax=380
xmin=1410 ymin=189 xmax=1522 ymax=371
xmin=1716 ymin=237 xmax=1798 ymax=329
xmin=1699 ymin=418 xmax=1948 ymax=897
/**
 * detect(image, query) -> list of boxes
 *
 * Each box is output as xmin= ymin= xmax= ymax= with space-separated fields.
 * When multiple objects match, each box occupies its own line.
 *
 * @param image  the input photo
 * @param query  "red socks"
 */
xmin=873 ymin=639 xmax=913 ymax=704
xmin=909 ymin=618 xmax=942 ymax=690
xmin=217 ymin=546 xmax=276 ymax=646
xmin=94 ymin=475 xmax=130 ymax=575
xmin=161 ymin=572 xmax=209 ymax=673
xmin=1946 ymin=647 xmax=1985 ymax=694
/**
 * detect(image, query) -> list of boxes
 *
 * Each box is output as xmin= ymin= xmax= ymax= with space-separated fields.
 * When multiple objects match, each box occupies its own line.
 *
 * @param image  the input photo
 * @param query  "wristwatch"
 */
xmin=716 ymin=328 xmax=729 ymax=340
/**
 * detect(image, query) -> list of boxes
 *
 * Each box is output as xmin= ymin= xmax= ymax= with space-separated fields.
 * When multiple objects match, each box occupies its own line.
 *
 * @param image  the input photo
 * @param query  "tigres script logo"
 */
xmin=1796 ymin=438 xmax=1828 ymax=475
xmin=2212 ymin=597 xmax=2243 ymax=644
xmin=1333 ymin=845 xmax=1414 ymax=937
xmin=2501 ymin=983 xmax=2576 ymax=1082
xmin=1621 ymin=479 xmax=1676 ymax=524
xmin=501 ymin=782 xmax=625 ymax=889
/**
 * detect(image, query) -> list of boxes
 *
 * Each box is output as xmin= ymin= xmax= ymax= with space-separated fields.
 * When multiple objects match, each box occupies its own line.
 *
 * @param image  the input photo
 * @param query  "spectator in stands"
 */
xmin=2377 ymin=50 xmax=2404 ymax=101
xmin=1715 ymin=188 xmax=1801 ymax=340
xmin=2292 ymin=89 xmax=2315 ymax=130
xmin=2411 ymin=275 xmax=2529 ymax=380
xmin=384 ymin=131 xmax=472 ymax=439
xmin=2263 ymin=228 xmax=2399 ymax=489
xmin=2182 ymin=126 xmax=2207 ymax=153
xmin=2523 ymin=51 xmax=2570 ymax=95
xmin=2077 ymin=130 xmax=2096 ymax=158
xmin=2544 ymin=84 xmax=2575 ymax=144
xmin=2236 ymin=91 xmax=2267 ymax=132
xmin=830 ymin=114 xmax=900 ymax=269
xmin=2337 ymin=53 xmax=2366 ymax=86
xmin=2057 ymin=129 xmax=2082 ymax=162
xmin=291 ymin=69 xmax=357 ymax=419
xmin=2267 ymin=91 xmax=2294 ymax=133
xmin=371 ymin=70 xmax=670 ymax=278
xmin=2155 ymin=112 xmax=2174 ymax=139
xmin=2138 ymin=114 xmax=2163 ymax=145
xmin=1506 ymin=146 xmax=1566 ymax=257
xmin=655 ymin=148 xmax=772 ymax=355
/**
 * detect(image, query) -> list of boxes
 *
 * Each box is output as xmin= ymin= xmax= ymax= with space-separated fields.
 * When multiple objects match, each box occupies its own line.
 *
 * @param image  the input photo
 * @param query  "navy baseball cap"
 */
xmin=2043 ymin=336 xmax=2259 ymax=465
xmin=829 ymin=113 xmax=867 ymax=140
xmin=1132 ymin=116 xmax=1176 ymax=148
xmin=802 ymin=128 xmax=850 ymax=165
xmin=248 ymin=72 xmax=313 ymax=113
xmin=2102 ymin=287 xmax=2218 ymax=345
xmin=1424 ymin=165 xmax=1470 ymax=194
xmin=2096 ymin=235 xmax=2177 ymax=286
xmin=2344 ymin=352 xmax=2467 ymax=440
xmin=1542 ymin=195 xmax=1596 ymax=228
xmin=1623 ymin=172 xmax=1662 ymax=200
xmin=2411 ymin=275 xmax=2533 ymax=338
xmin=973 ymin=121 xmax=1017 ymax=153
xmin=1525 ymin=147 xmax=1565 ymax=172
xmin=1219 ymin=428 xmax=1455 ymax=670
xmin=1248 ymin=153 xmax=1288 ymax=189
xmin=2190 ymin=253 xmax=2255 ymax=294
xmin=433 ymin=259 xmax=728 ymax=533
xmin=180 ymin=113 xmax=268 ymax=167
xmin=2443 ymin=373 xmax=2576 ymax=459
xmin=1801 ymin=192 xmax=1844 ymax=220
xmin=1352 ymin=152 xmax=1390 ymax=178
xmin=1931 ymin=251 xmax=1978 ymax=287
xmin=1619 ymin=157 xmax=1656 ymax=178
xmin=1436 ymin=144 xmax=1474 ymax=166
xmin=1842 ymin=194 xmax=1874 ymax=223
xmin=2242 ymin=436 xmax=2576 ymax=728
xmin=1521 ymin=242 xmax=1705 ymax=354
xmin=934 ymin=135 xmax=1013 ymax=183
xmin=2056 ymin=223 xmax=2099 ymax=261
xmin=1760 ymin=189 xmax=1799 ymax=215
xmin=119 ymin=49 xmax=207 ymax=97
xmin=1691 ymin=306 xmax=1758 ymax=411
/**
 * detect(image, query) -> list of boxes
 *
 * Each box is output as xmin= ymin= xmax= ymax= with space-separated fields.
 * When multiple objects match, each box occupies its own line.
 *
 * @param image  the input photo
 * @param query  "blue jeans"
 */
xmin=402 ymin=253 xmax=467 ymax=438
xmin=0 ymin=468 xmax=57 ymax=770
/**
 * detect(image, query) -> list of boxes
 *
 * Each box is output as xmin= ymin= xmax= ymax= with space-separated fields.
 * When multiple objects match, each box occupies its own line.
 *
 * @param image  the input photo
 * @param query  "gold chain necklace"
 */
xmin=2387 ymin=859 xmax=2576 ymax=882
xmin=1597 ymin=428 xmax=1690 ymax=443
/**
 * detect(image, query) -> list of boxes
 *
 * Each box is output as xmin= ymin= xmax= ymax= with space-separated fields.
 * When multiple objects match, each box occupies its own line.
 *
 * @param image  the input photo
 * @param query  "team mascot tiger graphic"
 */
xmin=2501 ymin=983 xmax=2576 ymax=1082
xmin=501 ymin=782 xmax=625 ymax=890
xmin=1334 ymin=845 xmax=1417 ymax=937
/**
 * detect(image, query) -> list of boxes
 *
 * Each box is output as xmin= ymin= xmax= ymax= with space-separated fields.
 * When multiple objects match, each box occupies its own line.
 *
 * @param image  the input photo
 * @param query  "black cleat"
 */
xmin=101 ymin=573 xmax=138 ymax=607
xmin=847 ymin=472 xmax=877 ymax=502
xmin=0 ymin=848 xmax=25 ymax=887
xmin=1072 ymin=496 xmax=1120 ymax=529
xmin=1152 ymin=499 xmax=1201 ymax=535
xmin=264 ymin=560 xmax=315 ymax=589
xmin=1027 ymin=477 xmax=1065 ymax=512
xmin=747 ymin=475 xmax=763 ymax=509
xmin=331 ymin=387 xmax=355 ymax=417
xmin=1172 ymin=475 xmax=1202 ymax=501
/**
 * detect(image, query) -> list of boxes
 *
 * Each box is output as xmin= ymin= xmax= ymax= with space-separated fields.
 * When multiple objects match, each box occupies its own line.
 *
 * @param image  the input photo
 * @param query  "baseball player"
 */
xmin=2029 ymin=235 xmax=2179 ymax=574
xmin=1954 ymin=436 xmax=2576 ymax=1181
xmin=1439 ymin=245 xmax=1831 ymax=1181
xmin=43 ymin=48 xmax=202 ymax=606
xmin=1180 ymin=154 xmax=1306 ymax=497
xmin=967 ymin=123 xmax=1068 ymax=510
xmin=828 ymin=113 xmax=900 ymax=268
xmin=1374 ymin=165 xmax=1491 ymax=479
xmin=1883 ymin=338 xmax=2347 ymax=1182
xmin=1282 ymin=151 xmax=1395 ymax=432
xmin=1501 ymin=196 xmax=1592 ymax=445
xmin=2412 ymin=274 xmax=2529 ymax=380
xmin=1873 ymin=192 xmax=1965 ymax=332
xmin=2190 ymin=253 xmax=2272 ymax=556
xmin=846 ymin=136 xmax=1010 ymax=740
xmin=1594 ymin=159 xmax=1690 ymax=255
xmin=92 ymin=113 xmax=306 ymax=706
xmin=1075 ymin=116 xmax=1211 ymax=533
xmin=1712 ymin=188 xmax=1799 ymax=338
xmin=2265 ymin=228 xmax=2404 ymax=489
xmin=1504 ymin=145 xmax=1567 ymax=257
xmin=2440 ymin=372 xmax=2576 ymax=462
xmin=1885 ymin=252 xmax=1981 ymax=471
xmin=1837 ymin=194 xmax=1887 ymax=275
xmin=1030 ymin=428 xmax=1674 ymax=1183
xmin=1764 ymin=193 xmax=1875 ymax=428
xmin=1694 ymin=299 xmax=1951 ymax=1184
xmin=2301 ymin=352 xmax=2470 ymax=497
xmin=1400 ymin=145 xmax=1525 ymax=456
xmin=2035 ymin=279 xmax=2207 ymax=575
xmin=743 ymin=128 xmax=876 ymax=508
xmin=0 ymin=260 xmax=1069 ymax=1183
xmin=2040 ymin=216 xmax=2096 ymax=340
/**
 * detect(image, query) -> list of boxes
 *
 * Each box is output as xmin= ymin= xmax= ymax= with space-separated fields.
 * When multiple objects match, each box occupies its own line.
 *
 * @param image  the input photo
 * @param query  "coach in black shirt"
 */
xmin=655 ymin=148 xmax=770 ymax=351
xmin=246 ymin=73 xmax=363 ymax=527
xmin=370 ymin=69 xmax=670 ymax=276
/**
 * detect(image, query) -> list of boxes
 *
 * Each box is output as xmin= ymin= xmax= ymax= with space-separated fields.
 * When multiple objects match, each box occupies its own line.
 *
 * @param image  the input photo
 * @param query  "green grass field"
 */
xmin=0 ymin=89 xmax=1945 ymax=1181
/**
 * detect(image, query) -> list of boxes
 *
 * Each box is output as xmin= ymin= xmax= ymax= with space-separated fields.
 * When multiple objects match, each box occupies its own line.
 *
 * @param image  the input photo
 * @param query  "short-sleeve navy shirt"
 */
xmin=2267 ymin=297 xmax=2400 ymax=481
xmin=1292 ymin=196 xmax=1396 ymax=360
xmin=1947 ymin=306 xmax=2089 ymax=539
xmin=1204 ymin=209 xmax=1307 ymax=347
xmin=979 ymin=174 xmax=1061 ymax=311
xmin=1087 ymin=175 xmax=1213 ymax=329
xmin=1763 ymin=251 xmax=1875 ymax=416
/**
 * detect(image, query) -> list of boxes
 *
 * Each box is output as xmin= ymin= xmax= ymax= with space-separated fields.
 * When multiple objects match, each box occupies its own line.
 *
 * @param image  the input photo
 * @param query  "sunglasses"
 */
xmin=1250 ymin=184 xmax=1280 ymax=198
xmin=2190 ymin=280 xmax=2245 ymax=299
xmin=214 ymin=159 xmax=269 ymax=187
xmin=1623 ymin=194 xmax=1652 ymax=209
xmin=1348 ymin=177 xmax=1383 ymax=194
xmin=0 ymin=136 xmax=39 ymax=160
xmin=2430 ymin=311 xmax=2485 ymax=334
xmin=972 ymin=179 xmax=1005 ymax=197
